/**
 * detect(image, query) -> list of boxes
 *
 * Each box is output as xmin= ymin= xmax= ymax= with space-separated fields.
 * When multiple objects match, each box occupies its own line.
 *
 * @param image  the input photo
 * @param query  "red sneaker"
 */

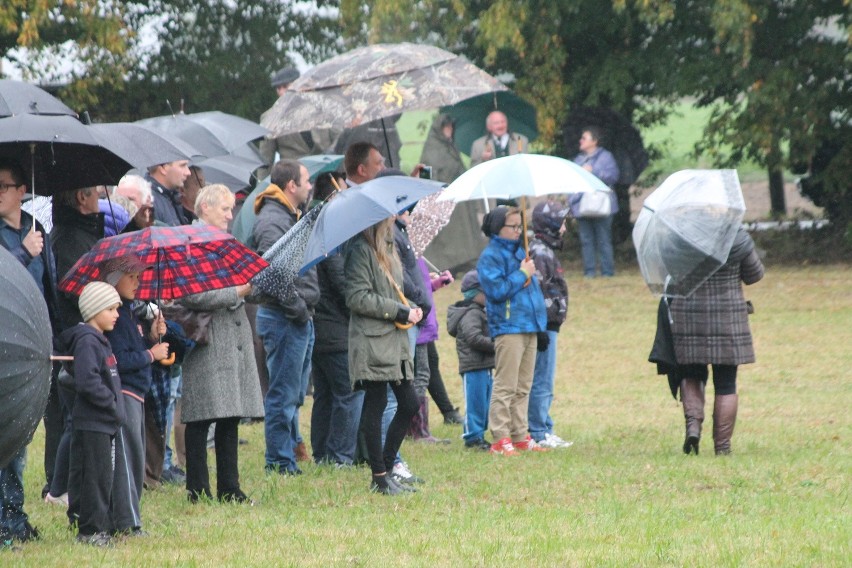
xmin=514 ymin=435 xmax=550 ymax=452
xmin=489 ymin=437 xmax=519 ymax=456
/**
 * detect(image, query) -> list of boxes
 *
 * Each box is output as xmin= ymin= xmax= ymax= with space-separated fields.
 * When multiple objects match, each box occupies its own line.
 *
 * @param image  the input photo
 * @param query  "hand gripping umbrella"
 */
xmin=0 ymin=246 xmax=52 ymax=468
xmin=632 ymin=169 xmax=746 ymax=297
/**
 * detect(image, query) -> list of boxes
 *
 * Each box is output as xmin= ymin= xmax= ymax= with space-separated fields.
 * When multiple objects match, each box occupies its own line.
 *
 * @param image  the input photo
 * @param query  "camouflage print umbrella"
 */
xmin=261 ymin=43 xmax=508 ymax=138
xmin=0 ymin=246 xmax=52 ymax=468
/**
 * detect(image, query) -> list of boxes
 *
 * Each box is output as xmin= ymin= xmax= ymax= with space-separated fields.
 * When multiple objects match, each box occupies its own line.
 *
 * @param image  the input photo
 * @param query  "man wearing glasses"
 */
xmin=0 ymin=158 xmax=59 ymax=547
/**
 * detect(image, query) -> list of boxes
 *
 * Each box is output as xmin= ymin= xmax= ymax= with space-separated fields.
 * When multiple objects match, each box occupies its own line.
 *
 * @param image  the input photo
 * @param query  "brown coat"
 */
xmin=670 ymin=231 xmax=764 ymax=365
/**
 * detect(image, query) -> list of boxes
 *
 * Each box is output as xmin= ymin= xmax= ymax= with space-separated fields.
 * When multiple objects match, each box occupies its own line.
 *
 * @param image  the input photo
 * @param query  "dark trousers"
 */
xmin=144 ymin=402 xmax=165 ymax=487
xmin=680 ymin=364 xmax=738 ymax=395
xmin=48 ymin=386 xmax=74 ymax=497
xmin=185 ymin=417 xmax=240 ymax=500
xmin=43 ymin=371 xmax=63 ymax=493
xmin=426 ymin=341 xmax=456 ymax=416
xmin=310 ymin=350 xmax=364 ymax=465
xmin=68 ymin=430 xmax=114 ymax=536
xmin=360 ymin=380 xmax=418 ymax=475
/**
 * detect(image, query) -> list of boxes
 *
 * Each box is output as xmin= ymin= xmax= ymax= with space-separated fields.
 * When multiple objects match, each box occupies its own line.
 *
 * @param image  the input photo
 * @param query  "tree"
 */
xmin=92 ymin=1 xmax=342 ymax=122
xmin=0 ymin=0 xmax=131 ymax=110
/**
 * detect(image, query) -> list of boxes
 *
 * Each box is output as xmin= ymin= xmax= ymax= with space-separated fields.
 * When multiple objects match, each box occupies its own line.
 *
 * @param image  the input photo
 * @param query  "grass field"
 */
xmin=7 ymin=264 xmax=850 ymax=566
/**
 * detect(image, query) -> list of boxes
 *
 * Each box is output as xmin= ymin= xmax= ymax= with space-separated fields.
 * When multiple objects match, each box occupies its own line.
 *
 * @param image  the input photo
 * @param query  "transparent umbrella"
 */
xmin=632 ymin=169 xmax=746 ymax=297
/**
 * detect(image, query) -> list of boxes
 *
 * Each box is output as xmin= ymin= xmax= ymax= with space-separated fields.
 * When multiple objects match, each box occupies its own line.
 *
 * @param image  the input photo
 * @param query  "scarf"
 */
xmin=254 ymin=183 xmax=301 ymax=220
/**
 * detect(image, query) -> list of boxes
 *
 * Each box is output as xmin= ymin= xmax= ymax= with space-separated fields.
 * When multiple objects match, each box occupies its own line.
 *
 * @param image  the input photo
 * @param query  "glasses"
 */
xmin=0 ymin=182 xmax=22 ymax=194
xmin=503 ymin=224 xmax=523 ymax=232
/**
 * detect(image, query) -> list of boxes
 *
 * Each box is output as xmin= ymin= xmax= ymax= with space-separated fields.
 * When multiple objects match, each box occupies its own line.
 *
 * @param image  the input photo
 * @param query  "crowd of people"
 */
xmin=0 ymin=66 xmax=764 ymax=548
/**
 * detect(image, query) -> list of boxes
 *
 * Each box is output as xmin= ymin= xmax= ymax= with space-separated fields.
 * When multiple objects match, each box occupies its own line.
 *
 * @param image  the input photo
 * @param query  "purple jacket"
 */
xmin=415 ymin=258 xmax=439 ymax=344
xmin=574 ymin=147 xmax=620 ymax=215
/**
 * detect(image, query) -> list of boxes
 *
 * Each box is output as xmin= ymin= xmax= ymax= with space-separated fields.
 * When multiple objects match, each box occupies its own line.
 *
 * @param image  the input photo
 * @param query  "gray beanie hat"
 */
xmin=270 ymin=67 xmax=299 ymax=88
xmin=79 ymin=281 xmax=121 ymax=322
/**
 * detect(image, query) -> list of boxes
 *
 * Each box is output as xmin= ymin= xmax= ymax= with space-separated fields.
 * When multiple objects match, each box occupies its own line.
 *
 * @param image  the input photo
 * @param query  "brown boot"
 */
xmin=414 ymin=395 xmax=450 ymax=444
xmin=712 ymin=394 xmax=738 ymax=455
xmin=680 ymin=378 xmax=705 ymax=455
xmin=294 ymin=441 xmax=310 ymax=462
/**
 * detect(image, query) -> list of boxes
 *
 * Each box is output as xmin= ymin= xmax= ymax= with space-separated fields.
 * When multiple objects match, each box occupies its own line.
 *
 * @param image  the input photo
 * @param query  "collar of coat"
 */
xmin=254 ymin=183 xmax=301 ymax=220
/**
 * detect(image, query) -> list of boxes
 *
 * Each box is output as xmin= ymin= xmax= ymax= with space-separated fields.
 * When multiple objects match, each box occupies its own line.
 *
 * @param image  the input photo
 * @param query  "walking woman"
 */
xmin=343 ymin=216 xmax=422 ymax=495
xmin=651 ymin=227 xmax=764 ymax=455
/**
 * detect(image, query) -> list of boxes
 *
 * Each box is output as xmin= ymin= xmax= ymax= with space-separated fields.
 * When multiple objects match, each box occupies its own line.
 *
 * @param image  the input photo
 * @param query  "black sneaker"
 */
xmin=464 ymin=438 xmax=492 ymax=451
xmin=443 ymin=407 xmax=464 ymax=425
xmin=370 ymin=475 xmax=402 ymax=496
xmin=77 ymin=532 xmax=112 ymax=547
xmin=160 ymin=466 xmax=186 ymax=485
xmin=12 ymin=521 xmax=40 ymax=542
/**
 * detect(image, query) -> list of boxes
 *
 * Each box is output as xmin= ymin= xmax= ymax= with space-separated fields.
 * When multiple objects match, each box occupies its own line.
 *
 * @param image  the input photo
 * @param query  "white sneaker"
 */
xmin=391 ymin=461 xmax=425 ymax=484
xmin=539 ymin=433 xmax=574 ymax=449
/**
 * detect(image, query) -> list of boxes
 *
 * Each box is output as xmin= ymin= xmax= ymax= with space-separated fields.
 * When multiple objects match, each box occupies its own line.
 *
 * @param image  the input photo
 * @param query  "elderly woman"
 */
xmin=179 ymin=184 xmax=264 ymax=503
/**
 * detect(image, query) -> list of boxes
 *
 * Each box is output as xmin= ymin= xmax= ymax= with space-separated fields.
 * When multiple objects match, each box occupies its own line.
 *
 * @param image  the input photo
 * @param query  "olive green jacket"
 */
xmin=343 ymin=234 xmax=413 ymax=385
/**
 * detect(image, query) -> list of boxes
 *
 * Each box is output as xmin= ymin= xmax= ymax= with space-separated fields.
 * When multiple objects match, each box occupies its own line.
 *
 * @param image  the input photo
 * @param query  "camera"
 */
xmin=418 ymin=166 xmax=432 ymax=180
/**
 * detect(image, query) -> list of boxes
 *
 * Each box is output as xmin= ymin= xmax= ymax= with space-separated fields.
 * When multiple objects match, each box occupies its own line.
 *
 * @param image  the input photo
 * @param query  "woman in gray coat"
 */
xmin=667 ymin=228 xmax=764 ymax=456
xmin=344 ymin=216 xmax=422 ymax=495
xmin=180 ymin=184 xmax=264 ymax=503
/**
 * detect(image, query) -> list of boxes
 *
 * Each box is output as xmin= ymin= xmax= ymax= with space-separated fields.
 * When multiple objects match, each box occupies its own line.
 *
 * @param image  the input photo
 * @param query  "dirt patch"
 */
xmin=630 ymin=181 xmax=822 ymax=222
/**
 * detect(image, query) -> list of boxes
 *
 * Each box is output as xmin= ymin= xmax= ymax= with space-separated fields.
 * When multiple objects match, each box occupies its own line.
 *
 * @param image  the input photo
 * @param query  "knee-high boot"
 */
xmin=680 ymin=378 xmax=705 ymax=455
xmin=713 ymin=394 xmax=738 ymax=455
xmin=412 ymin=395 xmax=449 ymax=444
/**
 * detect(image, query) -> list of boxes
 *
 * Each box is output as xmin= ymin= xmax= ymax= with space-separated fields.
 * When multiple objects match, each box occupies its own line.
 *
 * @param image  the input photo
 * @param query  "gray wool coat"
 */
xmin=669 ymin=230 xmax=765 ymax=365
xmin=179 ymin=287 xmax=265 ymax=423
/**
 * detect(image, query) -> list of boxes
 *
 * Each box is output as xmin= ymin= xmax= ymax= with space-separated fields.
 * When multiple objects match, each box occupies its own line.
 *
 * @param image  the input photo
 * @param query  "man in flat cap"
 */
xmin=258 ymin=66 xmax=338 ymax=178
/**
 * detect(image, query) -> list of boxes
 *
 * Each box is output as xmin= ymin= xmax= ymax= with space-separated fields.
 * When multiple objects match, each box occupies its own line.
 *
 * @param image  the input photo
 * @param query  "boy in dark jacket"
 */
xmin=59 ymin=282 xmax=124 ymax=546
xmin=447 ymin=271 xmax=495 ymax=451
xmin=528 ymin=201 xmax=573 ymax=449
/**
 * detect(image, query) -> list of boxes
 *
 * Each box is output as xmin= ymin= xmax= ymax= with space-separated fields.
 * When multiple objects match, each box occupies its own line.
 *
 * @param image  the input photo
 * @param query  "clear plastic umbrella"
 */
xmin=632 ymin=169 xmax=746 ymax=297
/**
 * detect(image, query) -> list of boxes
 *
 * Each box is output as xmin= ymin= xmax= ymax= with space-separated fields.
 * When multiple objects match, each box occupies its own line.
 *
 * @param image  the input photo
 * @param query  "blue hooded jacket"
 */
xmin=476 ymin=236 xmax=546 ymax=337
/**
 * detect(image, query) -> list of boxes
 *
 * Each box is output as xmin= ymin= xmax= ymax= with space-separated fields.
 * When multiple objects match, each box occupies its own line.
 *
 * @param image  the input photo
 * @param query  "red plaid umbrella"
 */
xmin=59 ymin=225 xmax=268 ymax=300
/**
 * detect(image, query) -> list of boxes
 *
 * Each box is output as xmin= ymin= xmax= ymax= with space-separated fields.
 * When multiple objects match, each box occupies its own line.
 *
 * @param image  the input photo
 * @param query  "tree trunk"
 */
xmin=768 ymin=167 xmax=786 ymax=218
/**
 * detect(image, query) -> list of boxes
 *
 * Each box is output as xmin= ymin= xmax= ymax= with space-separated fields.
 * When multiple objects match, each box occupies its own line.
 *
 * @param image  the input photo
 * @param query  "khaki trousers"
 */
xmin=489 ymin=333 xmax=537 ymax=442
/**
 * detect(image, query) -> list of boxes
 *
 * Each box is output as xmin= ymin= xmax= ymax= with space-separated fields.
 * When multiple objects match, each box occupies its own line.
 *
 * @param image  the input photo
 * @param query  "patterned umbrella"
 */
xmin=249 ymin=204 xmax=324 ymax=305
xmin=407 ymin=191 xmax=456 ymax=258
xmin=0 ymin=246 xmax=52 ymax=468
xmin=261 ymin=43 xmax=507 ymax=138
xmin=58 ymin=225 xmax=268 ymax=301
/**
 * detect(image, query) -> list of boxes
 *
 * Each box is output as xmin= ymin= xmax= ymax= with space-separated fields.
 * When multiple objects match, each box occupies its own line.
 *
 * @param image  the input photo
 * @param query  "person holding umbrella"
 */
xmin=0 ymin=158 xmax=57 ymax=545
xmin=343 ymin=215 xmax=423 ymax=494
xmin=476 ymin=206 xmax=548 ymax=455
xmin=572 ymin=126 xmax=620 ymax=278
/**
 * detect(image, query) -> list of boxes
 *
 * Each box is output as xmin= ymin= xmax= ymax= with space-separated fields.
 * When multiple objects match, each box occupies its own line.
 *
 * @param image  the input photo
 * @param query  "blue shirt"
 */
xmin=0 ymin=211 xmax=45 ymax=294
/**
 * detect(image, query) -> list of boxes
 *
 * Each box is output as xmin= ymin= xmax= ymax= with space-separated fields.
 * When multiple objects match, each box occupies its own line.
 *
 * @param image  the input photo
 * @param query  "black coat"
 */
xmin=446 ymin=299 xmax=494 ymax=374
xmin=51 ymin=205 xmax=104 ymax=330
xmin=313 ymin=251 xmax=349 ymax=354
xmin=394 ymin=221 xmax=431 ymax=319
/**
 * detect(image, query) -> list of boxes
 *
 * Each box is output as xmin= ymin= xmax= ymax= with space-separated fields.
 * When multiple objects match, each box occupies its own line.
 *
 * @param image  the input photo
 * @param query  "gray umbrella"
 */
xmin=0 ymin=246 xmax=52 ymax=468
xmin=137 ymin=111 xmax=268 ymax=157
xmin=0 ymin=79 xmax=77 ymax=117
xmin=88 ymin=122 xmax=203 ymax=170
xmin=248 ymin=204 xmax=324 ymax=305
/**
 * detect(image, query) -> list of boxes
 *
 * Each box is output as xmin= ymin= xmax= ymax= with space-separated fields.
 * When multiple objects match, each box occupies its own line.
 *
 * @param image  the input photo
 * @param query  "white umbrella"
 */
xmin=438 ymin=153 xmax=610 ymax=254
xmin=632 ymin=169 xmax=746 ymax=297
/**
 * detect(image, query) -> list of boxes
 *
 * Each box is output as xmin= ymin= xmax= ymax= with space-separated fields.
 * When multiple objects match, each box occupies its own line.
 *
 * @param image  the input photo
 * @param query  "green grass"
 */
xmin=8 ymin=265 xmax=851 ymax=566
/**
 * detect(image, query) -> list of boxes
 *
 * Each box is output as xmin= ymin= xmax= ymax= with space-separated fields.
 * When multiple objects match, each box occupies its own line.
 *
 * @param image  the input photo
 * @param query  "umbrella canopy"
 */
xmin=87 ymin=122 xmax=202 ymax=170
xmin=0 ymin=79 xmax=76 ymax=117
xmin=439 ymin=154 xmax=609 ymax=203
xmin=59 ymin=225 xmax=269 ymax=301
xmin=300 ymin=176 xmax=445 ymax=273
xmin=563 ymin=106 xmax=649 ymax=186
xmin=407 ymin=191 xmax=456 ymax=257
xmin=230 ymin=154 xmax=344 ymax=244
xmin=0 ymin=246 xmax=52 ymax=468
xmin=262 ymin=43 xmax=507 ymax=138
xmin=632 ymin=169 xmax=746 ymax=297
xmin=442 ymin=91 xmax=538 ymax=157
xmin=249 ymin=204 xmax=324 ymax=305
xmin=137 ymin=111 xmax=268 ymax=157
xmin=197 ymin=152 xmax=265 ymax=192
xmin=0 ymin=114 xmax=134 ymax=194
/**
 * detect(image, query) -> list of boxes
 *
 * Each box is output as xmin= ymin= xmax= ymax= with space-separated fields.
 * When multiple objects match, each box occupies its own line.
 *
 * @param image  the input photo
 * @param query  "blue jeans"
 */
xmin=310 ymin=350 xmax=364 ymax=465
xmin=164 ymin=365 xmax=182 ymax=469
xmin=577 ymin=215 xmax=615 ymax=277
xmin=462 ymin=369 xmax=493 ymax=443
xmin=0 ymin=446 xmax=29 ymax=535
xmin=257 ymin=307 xmax=315 ymax=472
xmin=529 ymin=330 xmax=558 ymax=441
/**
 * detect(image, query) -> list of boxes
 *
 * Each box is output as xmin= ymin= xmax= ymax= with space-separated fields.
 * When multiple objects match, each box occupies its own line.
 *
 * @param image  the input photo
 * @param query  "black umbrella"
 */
xmin=87 ymin=122 xmax=203 ymax=170
xmin=563 ymin=106 xmax=649 ymax=186
xmin=0 ymin=246 xmax=52 ymax=468
xmin=0 ymin=114 xmax=133 ymax=194
xmin=0 ymin=79 xmax=76 ymax=117
xmin=137 ymin=111 xmax=269 ymax=157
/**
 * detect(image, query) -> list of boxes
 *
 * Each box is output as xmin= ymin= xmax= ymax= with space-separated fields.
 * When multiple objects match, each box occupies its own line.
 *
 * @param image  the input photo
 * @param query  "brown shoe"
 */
xmin=294 ymin=442 xmax=310 ymax=462
xmin=680 ymin=378 xmax=705 ymax=455
xmin=713 ymin=394 xmax=738 ymax=455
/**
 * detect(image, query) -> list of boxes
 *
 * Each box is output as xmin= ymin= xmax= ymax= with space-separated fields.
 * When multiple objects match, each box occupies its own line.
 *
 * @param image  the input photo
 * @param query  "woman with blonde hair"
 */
xmin=343 ymin=216 xmax=422 ymax=495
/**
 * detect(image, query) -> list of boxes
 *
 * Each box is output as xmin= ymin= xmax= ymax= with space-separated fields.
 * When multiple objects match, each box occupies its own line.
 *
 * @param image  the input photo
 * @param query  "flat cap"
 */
xmin=270 ymin=67 xmax=300 ymax=88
